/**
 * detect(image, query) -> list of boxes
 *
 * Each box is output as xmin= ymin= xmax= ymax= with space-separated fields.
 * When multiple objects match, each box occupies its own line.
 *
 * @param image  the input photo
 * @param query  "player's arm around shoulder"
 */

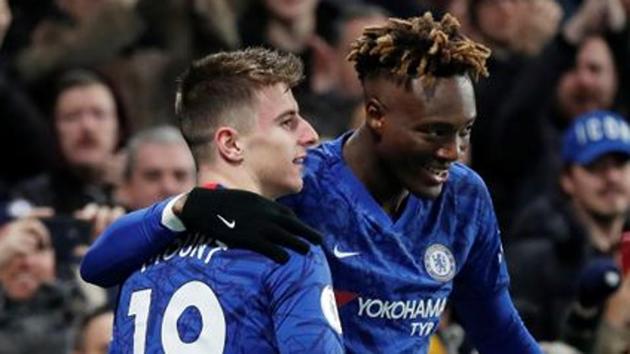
xmin=80 ymin=196 xmax=182 ymax=287
xmin=264 ymin=246 xmax=345 ymax=353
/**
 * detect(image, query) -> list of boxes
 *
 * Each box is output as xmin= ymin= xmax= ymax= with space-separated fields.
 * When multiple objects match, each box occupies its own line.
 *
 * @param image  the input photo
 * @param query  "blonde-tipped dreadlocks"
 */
xmin=347 ymin=12 xmax=490 ymax=86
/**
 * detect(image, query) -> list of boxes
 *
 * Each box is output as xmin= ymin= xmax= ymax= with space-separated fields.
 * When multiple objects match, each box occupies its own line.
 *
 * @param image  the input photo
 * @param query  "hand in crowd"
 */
xmin=605 ymin=0 xmax=627 ymax=32
xmin=539 ymin=341 xmax=581 ymax=354
xmin=603 ymin=273 xmax=630 ymax=330
xmin=102 ymin=150 xmax=127 ymax=188
xmin=563 ymin=0 xmax=608 ymax=44
xmin=0 ymin=0 xmax=11 ymax=45
xmin=74 ymin=203 xmax=126 ymax=241
xmin=0 ymin=218 xmax=50 ymax=268
xmin=308 ymin=34 xmax=337 ymax=94
xmin=511 ymin=0 xmax=563 ymax=56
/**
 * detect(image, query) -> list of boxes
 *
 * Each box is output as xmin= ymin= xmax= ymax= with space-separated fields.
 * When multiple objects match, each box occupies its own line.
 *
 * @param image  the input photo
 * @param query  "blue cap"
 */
xmin=562 ymin=110 xmax=630 ymax=165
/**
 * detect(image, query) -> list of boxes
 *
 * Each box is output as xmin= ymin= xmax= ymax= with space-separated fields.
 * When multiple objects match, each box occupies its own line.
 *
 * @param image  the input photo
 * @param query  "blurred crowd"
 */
xmin=0 ymin=0 xmax=628 ymax=353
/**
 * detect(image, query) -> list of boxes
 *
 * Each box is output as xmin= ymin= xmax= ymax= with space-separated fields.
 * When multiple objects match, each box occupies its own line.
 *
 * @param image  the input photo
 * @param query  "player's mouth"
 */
xmin=293 ymin=155 xmax=306 ymax=165
xmin=420 ymin=163 xmax=449 ymax=185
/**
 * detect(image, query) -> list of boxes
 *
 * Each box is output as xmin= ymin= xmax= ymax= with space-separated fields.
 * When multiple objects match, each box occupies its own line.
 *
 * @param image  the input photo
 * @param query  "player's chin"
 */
xmin=284 ymin=177 xmax=304 ymax=194
xmin=409 ymin=183 xmax=444 ymax=200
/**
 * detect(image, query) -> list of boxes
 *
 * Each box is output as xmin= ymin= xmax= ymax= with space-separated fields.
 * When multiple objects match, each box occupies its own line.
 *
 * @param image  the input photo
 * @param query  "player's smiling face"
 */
xmin=242 ymin=83 xmax=319 ymax=199
xmin=367 ymin=75 xmax=476 ymax=199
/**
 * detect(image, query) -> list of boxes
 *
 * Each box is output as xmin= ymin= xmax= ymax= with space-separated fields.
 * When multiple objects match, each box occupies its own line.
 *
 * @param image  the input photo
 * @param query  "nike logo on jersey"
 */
xmin=216 ymin=214 xmax=236 ymax=229
xmin=333 ymin=245 xmax=360 ymax=259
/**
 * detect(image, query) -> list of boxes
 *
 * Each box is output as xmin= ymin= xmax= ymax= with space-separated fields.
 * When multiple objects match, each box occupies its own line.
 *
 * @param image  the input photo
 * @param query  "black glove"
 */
xmin=179 ymin=187 xmax=322 ymax=264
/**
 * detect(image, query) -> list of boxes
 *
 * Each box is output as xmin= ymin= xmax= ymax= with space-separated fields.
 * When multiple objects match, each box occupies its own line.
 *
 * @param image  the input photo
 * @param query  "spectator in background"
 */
xmin=507 ymin=111 xmax=630 ymax=347
xmin=73 ymin=306 xmax=113 ymax=354
xmin=0 ymin=218 xmax=85 ymax=354
xmin=0 ymin=0 xmax=55 ymax=63
xmin=0 ymin=0 xmax=53 ymax=186
xmin=465 ymin=0 xmax=564 ymax=229
xmin=117 ymin=125 xmax=196 ymax=211
xmin=557 ymin=35 xmax=618 ymax=120
xmin=10 ymin=69 xmax=127 ymax=258
xmin=473 ymin=0 xmax=627 ymax=231
xmin=12 ymin=70 xmax=128 ymax=214
xmin=314 ymin=3 xmax=387 ymax=99
xmin=298 ymin=3 xmax=388 ymax=138
xmin=239 ymin=0 xmax=342 ymax=93
xmin=12 ymin=0 xmax=182 ymax=129
xmin=14 ymin=0 xmax=143 ymax=84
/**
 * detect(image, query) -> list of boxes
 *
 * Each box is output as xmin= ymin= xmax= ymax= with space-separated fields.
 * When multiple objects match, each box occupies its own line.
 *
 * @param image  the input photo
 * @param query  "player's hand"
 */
xmin=177 ymin=188 xmax=323 ymax=264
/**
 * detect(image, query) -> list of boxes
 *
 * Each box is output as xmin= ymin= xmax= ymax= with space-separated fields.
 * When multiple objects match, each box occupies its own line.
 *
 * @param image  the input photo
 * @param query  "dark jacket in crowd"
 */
xmin=11 ymin=168 xmax=114 ymax=214
xmin=506 ymin=193 xmax=609 ymax=341
xmin=0 ymin=282 xmax=84 ymax=354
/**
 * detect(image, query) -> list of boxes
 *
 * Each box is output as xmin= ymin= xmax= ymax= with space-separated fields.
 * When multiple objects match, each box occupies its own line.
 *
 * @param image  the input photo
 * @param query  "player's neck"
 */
xmin=196 ymin=164 xmax=269 ymax=198
xmin=343 ymin=129 xmax=409 ymax=216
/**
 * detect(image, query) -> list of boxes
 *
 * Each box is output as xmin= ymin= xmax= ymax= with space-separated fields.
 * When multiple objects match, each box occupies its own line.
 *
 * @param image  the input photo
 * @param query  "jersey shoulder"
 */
xmin=264 ymin=245 xmax=331 ymax=285
xmin=446 ymin=162 xmax=489 ymax=195
xmin=441 ymin=163 xmax=496 ymax=228
xmin=280 ymin=135 xmax=347 ymax=211
xmin=302 ymin=136 xmax=346 ymax=183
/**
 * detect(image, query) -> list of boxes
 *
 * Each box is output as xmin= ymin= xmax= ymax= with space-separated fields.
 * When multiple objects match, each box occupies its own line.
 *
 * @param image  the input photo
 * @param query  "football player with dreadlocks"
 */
xmin=82 ymin=13 xmax=540 ymax=353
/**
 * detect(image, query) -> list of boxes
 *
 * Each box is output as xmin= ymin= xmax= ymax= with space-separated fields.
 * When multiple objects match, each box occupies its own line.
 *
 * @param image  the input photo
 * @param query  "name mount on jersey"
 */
xmin=140 ymin=233 xmax=225 ymax=272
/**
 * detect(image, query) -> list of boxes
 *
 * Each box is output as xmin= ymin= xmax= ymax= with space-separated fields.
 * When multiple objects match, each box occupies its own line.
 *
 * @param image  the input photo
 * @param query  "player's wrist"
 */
xmin=161 ymin=194 xmax=187 ymax=232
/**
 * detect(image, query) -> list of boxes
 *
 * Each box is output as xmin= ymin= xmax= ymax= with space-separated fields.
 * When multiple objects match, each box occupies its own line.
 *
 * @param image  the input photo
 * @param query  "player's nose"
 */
xmin=297 ymin=116 xmax=319 ymax=148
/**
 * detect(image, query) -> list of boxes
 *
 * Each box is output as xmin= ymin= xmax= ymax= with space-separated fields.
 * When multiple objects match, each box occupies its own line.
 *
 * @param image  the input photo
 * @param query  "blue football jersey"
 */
xmin=109 ymin=231 xmax=344 ymax=354
xmin=280 ymin=133 xmax=510 ymax=354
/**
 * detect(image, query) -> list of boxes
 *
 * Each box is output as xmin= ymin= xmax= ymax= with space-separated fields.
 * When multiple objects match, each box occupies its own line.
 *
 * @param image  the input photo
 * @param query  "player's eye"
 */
xmin=458 ymin=124 xmax=473 ymax=138
xmin=423 ymin=125 xmax=452 ymax=138
xmin=281 ymin=117 xmax=297 ymax=130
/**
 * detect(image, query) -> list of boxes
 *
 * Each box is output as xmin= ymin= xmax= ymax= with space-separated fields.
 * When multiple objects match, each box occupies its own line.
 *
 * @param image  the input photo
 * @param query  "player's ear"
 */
xmin=216 ymin=127 xmax=244 ymax=162
xmin=365 ymin=98 xmax=385 ymax=134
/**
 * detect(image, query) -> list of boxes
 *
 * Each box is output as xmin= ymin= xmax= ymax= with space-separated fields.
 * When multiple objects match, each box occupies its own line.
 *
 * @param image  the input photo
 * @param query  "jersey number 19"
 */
xmin=128 ymin=280 xmax=226 ymax=354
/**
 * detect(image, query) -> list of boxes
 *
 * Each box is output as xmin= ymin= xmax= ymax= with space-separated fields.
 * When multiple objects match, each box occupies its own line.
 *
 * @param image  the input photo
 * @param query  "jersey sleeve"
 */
xmin=453 ymin=288 xmax=542 ymax=354
xmin=80 ymin=197 xmax=183 ymax=287
xmin=451 ymin=174 xmax=539 ymax=352
xmin=451 ymin=175 xmax=510 ymax=300
xmin=264 ymin=247 xmax=345 ymax=353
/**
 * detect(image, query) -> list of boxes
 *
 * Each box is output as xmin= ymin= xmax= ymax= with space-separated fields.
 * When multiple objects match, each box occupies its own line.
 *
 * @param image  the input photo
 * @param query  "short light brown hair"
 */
xmin=347 ymin=12 xmax=490 ymax=87
xmin=175 ymin=47 xmax=304 ymax=164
